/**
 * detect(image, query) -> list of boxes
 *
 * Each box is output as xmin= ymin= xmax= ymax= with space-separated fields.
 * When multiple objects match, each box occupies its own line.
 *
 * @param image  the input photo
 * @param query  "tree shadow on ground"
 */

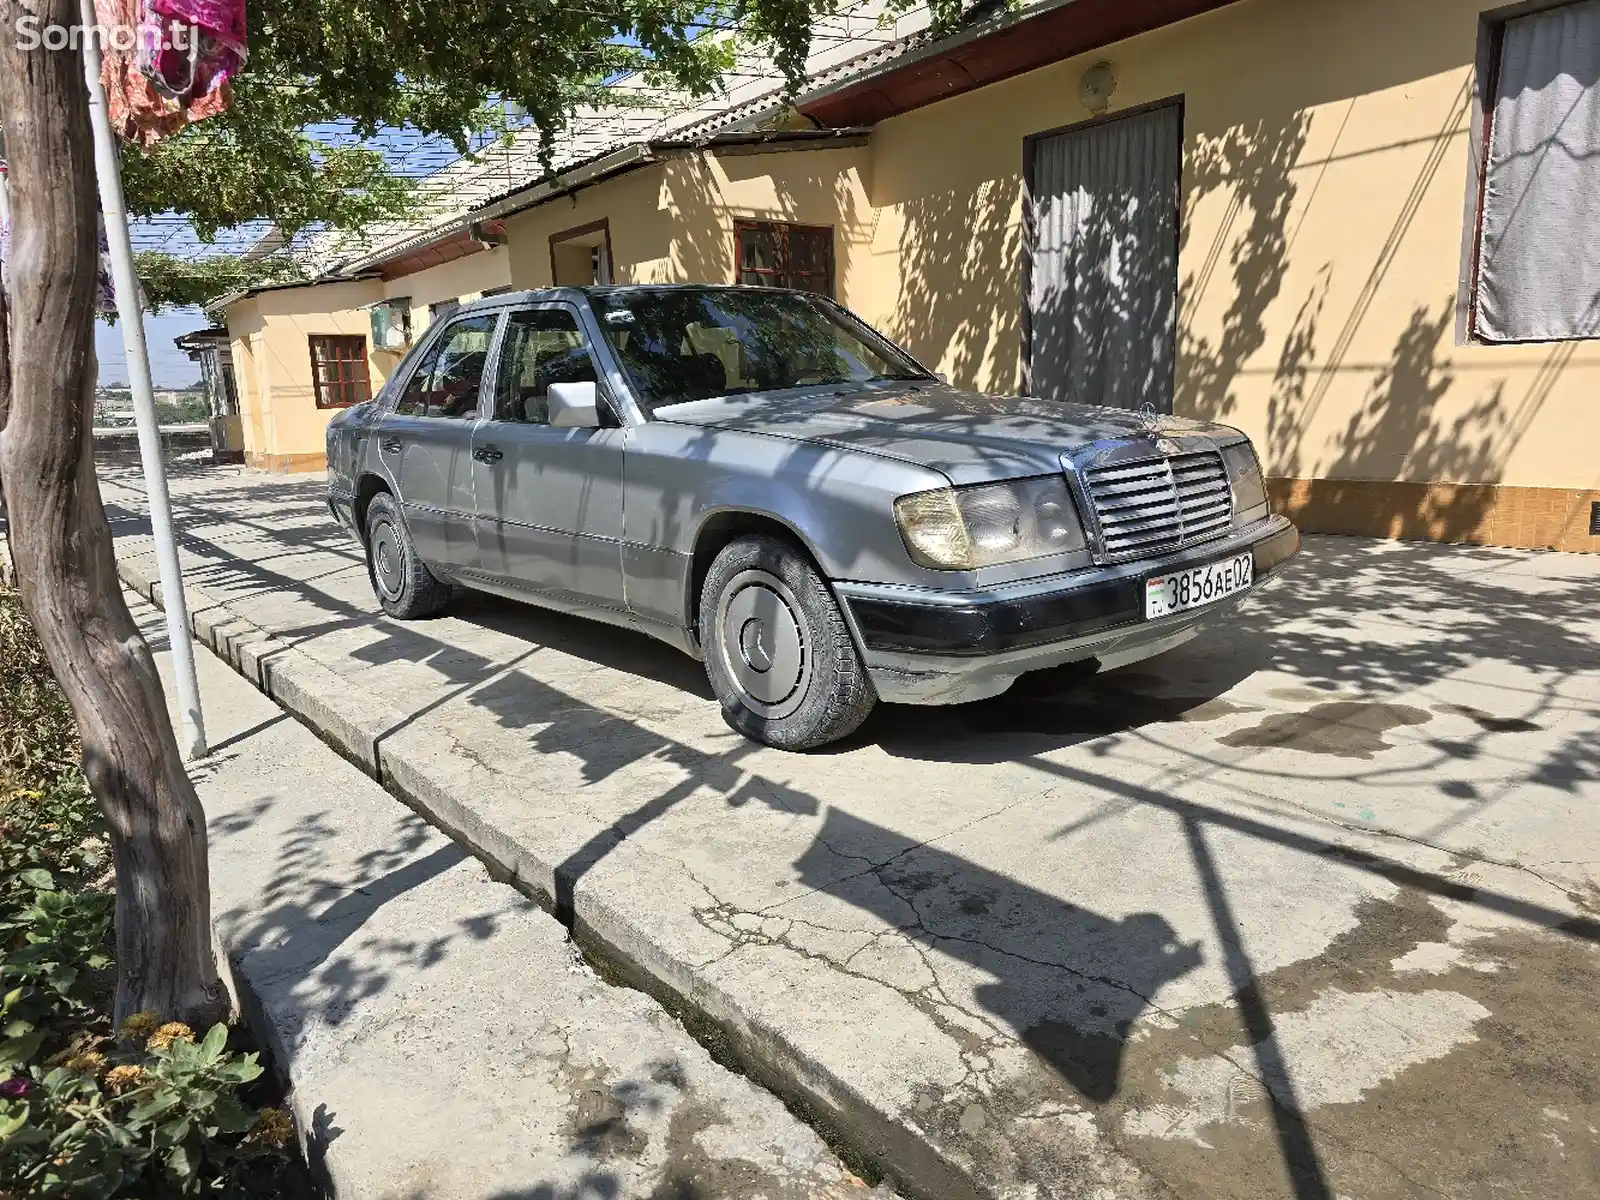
xmin=795 ymin=806 xmax=1203 ymax=1103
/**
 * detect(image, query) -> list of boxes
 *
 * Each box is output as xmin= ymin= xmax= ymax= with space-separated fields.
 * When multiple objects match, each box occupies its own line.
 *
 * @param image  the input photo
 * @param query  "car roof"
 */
xmin=453 ymin=283 xmax=809 ymax=314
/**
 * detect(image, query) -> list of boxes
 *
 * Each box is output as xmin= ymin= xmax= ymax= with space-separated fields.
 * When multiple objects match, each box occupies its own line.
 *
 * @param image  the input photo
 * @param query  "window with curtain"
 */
xmin=308 ymin=335 xmax=372 ymax=408
xmin=735 ymin=221 xmax=833 ymax=296
xmin=1472 ymin=0 xmax=1600 ymax=342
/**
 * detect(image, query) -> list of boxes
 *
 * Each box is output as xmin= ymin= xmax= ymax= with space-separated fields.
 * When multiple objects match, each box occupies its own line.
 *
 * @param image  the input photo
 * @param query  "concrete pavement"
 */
xmin=107 ymin=463 xmax=1600 ymax=1199
xmin=132 ymin=594 xmax=881 ymax=1199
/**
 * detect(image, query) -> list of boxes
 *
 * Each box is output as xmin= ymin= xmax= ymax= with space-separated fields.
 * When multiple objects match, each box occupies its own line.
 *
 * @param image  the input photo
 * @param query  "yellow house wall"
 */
xmin=859 ymin=0 xmax=1598 ymax=546
xmin=501 ymin=147 xmax=876 ymax=310
xmin=221 ymin=278 xmax=385 ymax=472
xmin=504 ymin=166 xmax=674 ymax=287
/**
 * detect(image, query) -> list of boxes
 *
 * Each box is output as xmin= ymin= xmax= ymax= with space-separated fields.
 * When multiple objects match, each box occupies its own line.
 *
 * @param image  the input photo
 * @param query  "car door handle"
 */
xmin=472 ymin=446 xmax=503 ymax=463
xmin=380 ymin=437 xmax=402 ymax=454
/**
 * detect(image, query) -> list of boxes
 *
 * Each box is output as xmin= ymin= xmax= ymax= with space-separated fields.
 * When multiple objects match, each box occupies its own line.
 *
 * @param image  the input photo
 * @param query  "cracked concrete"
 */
xmin=108 ymin=465 xmax=1600 ymax=1199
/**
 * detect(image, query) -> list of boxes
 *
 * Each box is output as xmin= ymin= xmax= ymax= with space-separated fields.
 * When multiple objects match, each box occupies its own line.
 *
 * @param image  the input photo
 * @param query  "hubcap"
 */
xmin=717 ymin=570 xmax=810 ymax=719
xmin=370 ymin=521 xmax=404 ymax=600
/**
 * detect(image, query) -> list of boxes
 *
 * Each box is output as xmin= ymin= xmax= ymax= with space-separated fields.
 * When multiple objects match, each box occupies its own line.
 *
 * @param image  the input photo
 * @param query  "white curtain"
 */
xmin=1028 ymin=104 xmax=1182 ymax=410
xmin=1476 ymin=0 xmax=1600 ymax=342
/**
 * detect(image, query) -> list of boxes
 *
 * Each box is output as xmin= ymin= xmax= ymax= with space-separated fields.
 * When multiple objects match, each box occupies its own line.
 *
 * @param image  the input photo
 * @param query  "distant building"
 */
xmin=174 ymin=328 xmax=245 ymax=462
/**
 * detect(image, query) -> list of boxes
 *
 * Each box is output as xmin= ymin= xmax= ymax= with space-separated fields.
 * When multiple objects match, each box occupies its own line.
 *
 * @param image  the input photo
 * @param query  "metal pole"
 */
xmin=78 ymin=0 xmax=207 ymax=758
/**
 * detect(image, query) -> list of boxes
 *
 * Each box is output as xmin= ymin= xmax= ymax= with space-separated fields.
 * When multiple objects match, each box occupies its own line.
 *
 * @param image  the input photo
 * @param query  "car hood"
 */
xmin=651 ymin=385 xmax=1243 ymax=485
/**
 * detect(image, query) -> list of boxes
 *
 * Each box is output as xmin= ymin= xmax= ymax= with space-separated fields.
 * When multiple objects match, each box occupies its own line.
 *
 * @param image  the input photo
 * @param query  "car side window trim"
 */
xmin=474 ymin=310 xmax=510 ymax=423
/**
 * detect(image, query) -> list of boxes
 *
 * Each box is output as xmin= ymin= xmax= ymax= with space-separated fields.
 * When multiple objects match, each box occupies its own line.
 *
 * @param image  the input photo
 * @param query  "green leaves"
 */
xmin=198 ymin=1024 xmax=227 ymax=1065
xmin=0 ymin=1023 xmax=292 ymax=1197
xmin=130 ymin=252 xmax=308 ymax=314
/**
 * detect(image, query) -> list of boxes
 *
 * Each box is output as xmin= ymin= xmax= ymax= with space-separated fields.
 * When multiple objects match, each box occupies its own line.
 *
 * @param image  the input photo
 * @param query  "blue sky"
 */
xmin=96 ymin=307 xmax=213 ymax=389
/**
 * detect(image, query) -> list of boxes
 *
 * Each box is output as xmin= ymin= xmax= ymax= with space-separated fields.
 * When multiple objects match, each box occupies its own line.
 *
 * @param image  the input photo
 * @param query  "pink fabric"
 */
xmin=94 ymin=0 xmax=246 ymax=147
xmin=151 ymin=0 xmax=247 ymax=56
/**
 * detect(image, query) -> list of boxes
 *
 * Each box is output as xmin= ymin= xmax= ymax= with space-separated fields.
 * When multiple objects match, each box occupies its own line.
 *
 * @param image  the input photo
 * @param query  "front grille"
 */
xmin=1082 ymin=451 xmax=1232 ymax=560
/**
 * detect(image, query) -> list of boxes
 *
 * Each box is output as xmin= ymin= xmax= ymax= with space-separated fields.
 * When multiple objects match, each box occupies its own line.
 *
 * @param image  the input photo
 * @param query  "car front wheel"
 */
xmin=700 ymin=534 xmax=876 ymax=750
xmin=364 ymin=492 xmax=448 ymax=619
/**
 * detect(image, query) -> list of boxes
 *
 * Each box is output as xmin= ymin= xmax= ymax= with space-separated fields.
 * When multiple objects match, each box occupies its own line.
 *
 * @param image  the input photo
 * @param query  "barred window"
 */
xmin=735 ymin=221 xmax=834 ymax=297
xmin=308 ymin=335 xmax=372 ymax=408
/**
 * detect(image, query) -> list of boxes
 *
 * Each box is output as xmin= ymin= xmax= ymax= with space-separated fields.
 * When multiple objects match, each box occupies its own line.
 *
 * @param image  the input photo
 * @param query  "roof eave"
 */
xmin=791 ymin=0 xmax=1079 ymax=113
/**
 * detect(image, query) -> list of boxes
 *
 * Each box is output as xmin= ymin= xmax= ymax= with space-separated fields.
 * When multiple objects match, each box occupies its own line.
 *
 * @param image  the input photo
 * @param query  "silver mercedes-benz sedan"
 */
xmin=327 ymin=284 xmax=1299 ymax=749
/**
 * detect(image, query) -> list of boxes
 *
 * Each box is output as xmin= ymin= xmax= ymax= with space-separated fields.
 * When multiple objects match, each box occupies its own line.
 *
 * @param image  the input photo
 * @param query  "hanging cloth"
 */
xmin=94 ymin=0 xmax=247 ymax=147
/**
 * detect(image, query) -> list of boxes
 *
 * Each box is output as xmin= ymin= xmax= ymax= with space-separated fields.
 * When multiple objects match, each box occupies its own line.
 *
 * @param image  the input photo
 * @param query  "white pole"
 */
xmin=79 ymin=0 xmax=207 ymax=758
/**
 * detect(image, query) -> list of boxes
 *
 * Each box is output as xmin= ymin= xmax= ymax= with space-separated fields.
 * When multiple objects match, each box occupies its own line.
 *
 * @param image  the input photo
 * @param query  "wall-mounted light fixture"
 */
xmin=1079 ymin=61 xmax=1118 ymax=115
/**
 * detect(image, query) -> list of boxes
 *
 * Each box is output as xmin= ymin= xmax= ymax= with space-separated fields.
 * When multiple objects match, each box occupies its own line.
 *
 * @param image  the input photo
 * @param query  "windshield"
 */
xmin=588 ymin=288 xmax=932 ymax=416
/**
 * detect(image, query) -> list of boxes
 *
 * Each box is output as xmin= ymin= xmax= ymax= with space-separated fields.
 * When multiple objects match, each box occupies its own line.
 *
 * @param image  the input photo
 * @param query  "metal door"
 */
xmin=379 ymin=312 xmax=497 ymax=568
xmin=470 ymin=304 xmax=626 ymax=609
xmin=1024 ymin=101 xmax=1183 ymax=412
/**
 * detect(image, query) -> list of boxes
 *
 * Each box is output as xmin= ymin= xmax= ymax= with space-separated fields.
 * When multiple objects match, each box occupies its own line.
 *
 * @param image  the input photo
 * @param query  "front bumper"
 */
xmin=833 ymin=516 xmax=1300 ymax=705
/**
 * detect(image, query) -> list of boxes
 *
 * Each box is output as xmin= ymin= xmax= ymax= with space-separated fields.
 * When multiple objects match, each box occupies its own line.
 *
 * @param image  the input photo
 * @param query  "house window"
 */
xmin=1469 ymin=0 xmax=1600 ymax=342
xmin=309 ymin=335 xmax=372 ymax=408
xmin=736 ymin=221 xmax=833 ymax=297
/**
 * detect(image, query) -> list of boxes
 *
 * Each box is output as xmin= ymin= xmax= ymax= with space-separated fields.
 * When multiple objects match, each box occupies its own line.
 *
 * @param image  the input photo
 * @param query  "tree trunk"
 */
xmin=0 ymin=0 xmax=226 ymax=1029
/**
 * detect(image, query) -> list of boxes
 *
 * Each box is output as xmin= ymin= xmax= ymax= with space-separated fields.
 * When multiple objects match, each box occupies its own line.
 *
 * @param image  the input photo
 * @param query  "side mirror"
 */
xmin=935 ymin=372 xmax=950 ymax=385
xmin=548 ymin=381 xmax=601 ymax=428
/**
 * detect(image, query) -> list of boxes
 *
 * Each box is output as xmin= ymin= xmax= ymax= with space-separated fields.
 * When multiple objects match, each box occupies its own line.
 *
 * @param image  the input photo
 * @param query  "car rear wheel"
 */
xmin=700 ymin=535 xmax=876 ymax=750
xmin=365 ymin=492 xmax=448 ymax=619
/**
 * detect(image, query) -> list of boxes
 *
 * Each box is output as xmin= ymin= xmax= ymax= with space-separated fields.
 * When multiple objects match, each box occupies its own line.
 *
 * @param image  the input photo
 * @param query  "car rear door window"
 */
xmin=492 ymin=308 xmax=599 ymax=424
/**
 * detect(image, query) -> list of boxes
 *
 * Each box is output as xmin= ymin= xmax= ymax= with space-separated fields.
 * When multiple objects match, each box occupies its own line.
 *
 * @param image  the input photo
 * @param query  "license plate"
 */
xmin=1145 ymin=553 xmax=1253 ymax=619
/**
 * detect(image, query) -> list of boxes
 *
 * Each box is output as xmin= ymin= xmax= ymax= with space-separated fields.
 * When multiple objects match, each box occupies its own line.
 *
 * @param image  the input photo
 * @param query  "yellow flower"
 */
xmin=145 ymin=1022 xmax=195 ymax=1052
xmin=104 ymin=1064 xmax=145 ymax=1095
xmin=64 ymin=1051 xmax=107 ymax=1077
xmin=249 ymin=1106 xmax=293 ymax=1148
xmin=119 ymin=1011 xmax=162 ymax=1042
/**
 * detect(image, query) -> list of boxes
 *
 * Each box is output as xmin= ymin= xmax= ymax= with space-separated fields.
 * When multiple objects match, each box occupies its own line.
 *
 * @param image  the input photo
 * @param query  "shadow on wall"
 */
xmin=1177 ymin=113 xmax=1312 ymax=428
xmin=659 ymin=149 xmax=875 ymax=303
xmin=1174 ymin=72 xmax=1579 ymax=545
xmin=663 ymin=155 xmax=734 ymax=286
xmin=890 ymin=173 xmax=1023 ymax=392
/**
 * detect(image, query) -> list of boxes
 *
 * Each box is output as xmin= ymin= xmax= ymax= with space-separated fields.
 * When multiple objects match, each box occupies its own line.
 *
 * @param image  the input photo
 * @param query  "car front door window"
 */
xmin=493 ymin=308 xmax=600 ymax=425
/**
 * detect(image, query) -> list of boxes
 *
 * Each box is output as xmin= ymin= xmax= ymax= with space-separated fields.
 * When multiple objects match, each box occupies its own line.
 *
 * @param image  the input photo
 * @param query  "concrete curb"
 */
xmin=117 ymin=555 xmax=980 ymax=1200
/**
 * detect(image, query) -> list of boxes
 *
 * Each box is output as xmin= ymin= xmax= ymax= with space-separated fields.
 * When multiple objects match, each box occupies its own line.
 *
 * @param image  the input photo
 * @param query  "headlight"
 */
xmin=1221 ymin=442 xmax=1268 ymax=516
xmin=894 ymin=477 xmax=1086 ymax=570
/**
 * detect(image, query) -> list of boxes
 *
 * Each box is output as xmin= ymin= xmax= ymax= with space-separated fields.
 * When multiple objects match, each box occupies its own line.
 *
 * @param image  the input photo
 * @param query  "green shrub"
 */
xmin=1 ymin=1011 xmax=290 ymax=1199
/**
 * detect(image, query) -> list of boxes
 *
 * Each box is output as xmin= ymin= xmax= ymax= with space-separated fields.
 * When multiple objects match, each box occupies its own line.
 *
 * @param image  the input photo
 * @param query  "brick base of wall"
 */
xmin=1268 ymin=478 xmax=1600 ymax=554
xmin=246 ymin=452 xmax=328 ymax=474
